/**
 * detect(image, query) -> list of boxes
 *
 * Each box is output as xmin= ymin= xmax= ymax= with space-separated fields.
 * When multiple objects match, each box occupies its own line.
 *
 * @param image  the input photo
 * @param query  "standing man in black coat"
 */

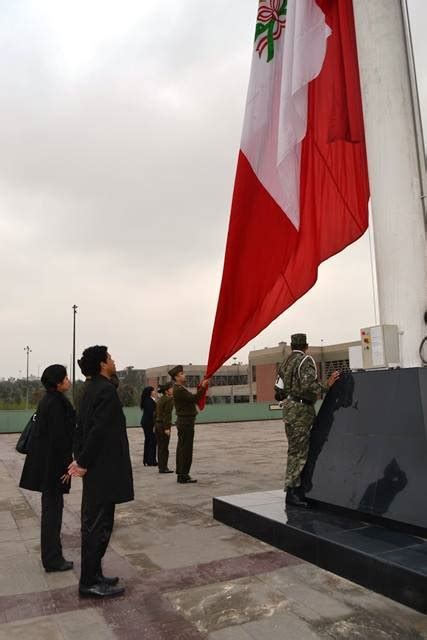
xmin=68 ymin=346 xmax=134 ymax=598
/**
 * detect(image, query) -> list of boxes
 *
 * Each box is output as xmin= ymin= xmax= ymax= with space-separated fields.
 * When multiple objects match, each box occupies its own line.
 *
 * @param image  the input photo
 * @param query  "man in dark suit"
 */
xmin=68 ymin=346 xmax=134 ymax=598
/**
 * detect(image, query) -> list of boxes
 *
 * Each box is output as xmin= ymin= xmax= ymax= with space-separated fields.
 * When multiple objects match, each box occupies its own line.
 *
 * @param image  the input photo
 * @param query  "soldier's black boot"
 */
xmin=285 ymin=488 xmax=308 ymax=508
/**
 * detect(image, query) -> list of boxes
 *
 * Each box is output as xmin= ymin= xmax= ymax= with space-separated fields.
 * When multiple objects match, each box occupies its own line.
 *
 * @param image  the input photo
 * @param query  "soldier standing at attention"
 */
xmin=168 ymin=365 xmax=209 ymax=484
xmin=155 ymin=382 xmax=174 ymax=474
xmin=276 ymin=334 xmax=339 ymax=508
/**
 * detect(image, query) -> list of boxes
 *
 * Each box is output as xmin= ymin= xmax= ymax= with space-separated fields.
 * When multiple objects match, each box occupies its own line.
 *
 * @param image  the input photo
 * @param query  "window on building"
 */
xmin=324 ymin=359 xmax=350 ymax=377
xmin=234 ymin=395 xmax=250 ymax=403
xmin=185 ymin=375 xmax=201 ymax=388
xmin=251 ymin=366 xmax=256 ymax=382
xmin=211 ymin=374 xmax=248 ymax=386
xmin=208 ymin=396 xmax=231 ymax=404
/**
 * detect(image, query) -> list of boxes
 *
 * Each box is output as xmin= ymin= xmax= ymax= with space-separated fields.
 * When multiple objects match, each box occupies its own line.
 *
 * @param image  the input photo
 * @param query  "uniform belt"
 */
xmin=288 ymin=395 xmax=314 ymax=406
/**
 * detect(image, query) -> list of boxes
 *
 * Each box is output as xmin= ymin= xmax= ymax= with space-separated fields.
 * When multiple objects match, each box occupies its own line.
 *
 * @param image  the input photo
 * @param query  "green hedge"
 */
xmin=0 ymin=403 xmax=283 ymax=433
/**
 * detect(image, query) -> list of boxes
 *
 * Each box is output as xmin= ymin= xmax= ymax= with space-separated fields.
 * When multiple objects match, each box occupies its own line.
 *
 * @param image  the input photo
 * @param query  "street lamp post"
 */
xmin=24 ymin=345 xmax=32 ymax=409
xmin=72 ymin=305 xmax=78 ymax=401
xmin=320 ymin=339 xmax=325 ymax=383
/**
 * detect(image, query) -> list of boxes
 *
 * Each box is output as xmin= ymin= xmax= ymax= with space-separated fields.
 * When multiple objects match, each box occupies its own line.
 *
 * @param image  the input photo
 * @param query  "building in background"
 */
xmin=118 ymin=340 xmax=360 ymax=406
xmin=116 ymin=366 xmax=146 ymax=387
xmin=249 ymin=341 xmax=360 ymax=403
xmin=145 ymin=364 xmax=250 ymax=404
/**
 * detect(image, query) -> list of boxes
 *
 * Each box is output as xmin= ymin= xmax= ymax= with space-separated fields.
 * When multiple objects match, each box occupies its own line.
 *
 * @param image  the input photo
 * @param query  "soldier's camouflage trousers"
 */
xmin=283 ymin=400 xmax=315 ymax=490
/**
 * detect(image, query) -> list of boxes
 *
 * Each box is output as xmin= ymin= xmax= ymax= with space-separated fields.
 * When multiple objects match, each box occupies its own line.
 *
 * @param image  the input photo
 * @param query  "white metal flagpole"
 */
xmin=352 ymin=0 xmax=427 ymax=368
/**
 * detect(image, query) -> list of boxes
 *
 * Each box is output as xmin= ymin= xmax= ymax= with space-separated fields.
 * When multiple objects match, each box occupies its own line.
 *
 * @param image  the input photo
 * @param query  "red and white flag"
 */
xmin=206 ymin=0 xmax=370 ymax=377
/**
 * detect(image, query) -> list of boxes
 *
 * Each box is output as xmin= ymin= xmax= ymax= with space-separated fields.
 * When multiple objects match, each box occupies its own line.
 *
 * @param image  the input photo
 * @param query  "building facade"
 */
xmin=248 ymin=341 xmax=360 ymax=403
xmin=145 ymin=363 xmax=250 ymax=404
xmin=119 ymin=340 xmax=360 ymax=406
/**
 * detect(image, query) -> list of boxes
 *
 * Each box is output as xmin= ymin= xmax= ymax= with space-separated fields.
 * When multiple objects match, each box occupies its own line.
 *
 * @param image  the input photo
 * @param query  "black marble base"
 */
xmin=302 ymin=368 xmax=427 ymax=532
xmin=213 ymin=490 xmax=427 ymax=613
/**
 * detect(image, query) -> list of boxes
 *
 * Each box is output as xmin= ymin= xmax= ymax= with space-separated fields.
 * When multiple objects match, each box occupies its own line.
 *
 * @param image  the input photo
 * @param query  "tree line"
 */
xmin=0 ymin=369 xmax=144 ymax=410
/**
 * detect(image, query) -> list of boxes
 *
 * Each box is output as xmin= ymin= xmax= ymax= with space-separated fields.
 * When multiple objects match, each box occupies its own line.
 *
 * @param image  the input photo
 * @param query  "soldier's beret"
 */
xmin=168 ymin=365 xmax=183 ymax=379
xmin=291 ymin=333 xmax=308 ymax=347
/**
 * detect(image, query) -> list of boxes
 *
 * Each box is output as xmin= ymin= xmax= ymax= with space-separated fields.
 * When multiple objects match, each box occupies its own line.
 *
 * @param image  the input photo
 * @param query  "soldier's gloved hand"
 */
xmin=327 ymin=371 xmax=340 ymax=388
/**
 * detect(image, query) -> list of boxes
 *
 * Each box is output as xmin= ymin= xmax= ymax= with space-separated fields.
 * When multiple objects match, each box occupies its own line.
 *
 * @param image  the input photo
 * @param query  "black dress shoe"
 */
xmin=45 ymin=560 xmax=74 ymax=573
xmin=177 ymin=475 xmax=197 ymax=483
xmin=79 ymin=582 xmax=125 ymax=598
xmin=96 ymin=573 xmax=119 ymax=586
xmin=285 ymin=488 xmax=308 ymax=508
xmin=159 ymin=469 xmax=174 ymax=474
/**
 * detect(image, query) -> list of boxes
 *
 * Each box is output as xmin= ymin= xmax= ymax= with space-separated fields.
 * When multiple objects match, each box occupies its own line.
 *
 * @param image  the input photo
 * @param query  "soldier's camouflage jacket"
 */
xmin=276 ymin=350 xmax=327 ymax=405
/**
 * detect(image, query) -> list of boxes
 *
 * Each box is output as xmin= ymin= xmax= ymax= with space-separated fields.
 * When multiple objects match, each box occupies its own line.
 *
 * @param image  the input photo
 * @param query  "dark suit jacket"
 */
xmin=77 ymin=375 xmax=134 ymax=505
xmin=19 ymin=391 xmax=75 ymax=494
xmin=140 ymin=396 xmax=156 ymax=429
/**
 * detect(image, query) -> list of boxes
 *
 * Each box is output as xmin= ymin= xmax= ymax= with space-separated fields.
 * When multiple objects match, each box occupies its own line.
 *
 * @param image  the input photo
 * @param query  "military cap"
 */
xmin=168 ymin=365 xmax=183 ymax=379
xmin=290 ymin=333 xmax=308 ymax=347
xmin=158 ymin=381 xmax=173 ymax=394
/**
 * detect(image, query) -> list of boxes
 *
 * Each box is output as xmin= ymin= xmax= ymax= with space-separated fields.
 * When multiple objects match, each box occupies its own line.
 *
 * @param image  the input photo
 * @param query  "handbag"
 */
xmin=16 ymin=413 xmax=37 ymax=454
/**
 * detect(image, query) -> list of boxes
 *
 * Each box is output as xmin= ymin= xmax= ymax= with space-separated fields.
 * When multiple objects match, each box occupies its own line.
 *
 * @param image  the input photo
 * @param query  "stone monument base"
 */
xmin=213 ymin=490 xmax=427 ymax=613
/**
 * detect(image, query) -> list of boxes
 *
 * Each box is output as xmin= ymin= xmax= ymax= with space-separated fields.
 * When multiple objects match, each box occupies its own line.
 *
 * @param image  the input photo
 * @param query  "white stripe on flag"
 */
xmin=241 ymin=0 xmax=330 ymax=229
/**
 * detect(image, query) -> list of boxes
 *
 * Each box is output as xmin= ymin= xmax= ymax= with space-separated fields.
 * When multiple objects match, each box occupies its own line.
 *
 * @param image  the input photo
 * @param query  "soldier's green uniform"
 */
xmin=277 ymin=334 xmax=328 ymax=492
xmin=155 ymin=390 xmax=174 ymax=473
xmin=169 ymin=366 xmax=204 ymax=482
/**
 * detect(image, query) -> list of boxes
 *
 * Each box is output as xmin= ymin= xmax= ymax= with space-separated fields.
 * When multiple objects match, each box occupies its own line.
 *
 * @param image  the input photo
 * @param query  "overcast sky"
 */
xmin=1 ymin=1 xmax=426 ymax=379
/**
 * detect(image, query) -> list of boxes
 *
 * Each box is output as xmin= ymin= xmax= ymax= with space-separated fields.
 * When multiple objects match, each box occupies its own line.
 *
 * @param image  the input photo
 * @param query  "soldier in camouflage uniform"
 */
xmin=275 ymin=333 xmax=339 ymax=507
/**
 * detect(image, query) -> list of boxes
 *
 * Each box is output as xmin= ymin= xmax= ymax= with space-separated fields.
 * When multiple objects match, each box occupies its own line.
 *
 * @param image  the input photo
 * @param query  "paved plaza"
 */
xmin=0 ymin=421 xmax=426 ymax=639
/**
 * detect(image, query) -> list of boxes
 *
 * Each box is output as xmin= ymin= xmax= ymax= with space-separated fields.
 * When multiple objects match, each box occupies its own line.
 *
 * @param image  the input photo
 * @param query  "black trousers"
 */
xmin=155 ymin=425 xmax=170 ymax=471
xmin=142 ymin=425 xmax=157 ymax=465
xmin=41 ymin=491 xmax=64 ymax=569
xmin=176 ymin=417 xmax=195 ymax=476
xmin=80 ymin=494 xmax=115 ymax=586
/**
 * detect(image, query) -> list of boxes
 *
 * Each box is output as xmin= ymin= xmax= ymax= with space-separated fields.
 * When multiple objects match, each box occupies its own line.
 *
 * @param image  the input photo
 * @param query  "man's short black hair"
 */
xmin=78 ymin=346 xmax=108 ymax=377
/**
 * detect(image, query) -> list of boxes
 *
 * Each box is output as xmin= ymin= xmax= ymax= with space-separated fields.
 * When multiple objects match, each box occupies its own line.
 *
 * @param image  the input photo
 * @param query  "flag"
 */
xmin=205 ymin=0 xmax=369 ymax=378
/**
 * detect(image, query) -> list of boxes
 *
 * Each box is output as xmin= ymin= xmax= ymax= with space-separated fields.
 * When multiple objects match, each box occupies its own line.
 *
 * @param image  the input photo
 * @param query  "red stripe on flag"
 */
xmin=207 ymin=151 xmax=299 ymax=377
xmin=206 ymin=0 xmax=369 ymax=378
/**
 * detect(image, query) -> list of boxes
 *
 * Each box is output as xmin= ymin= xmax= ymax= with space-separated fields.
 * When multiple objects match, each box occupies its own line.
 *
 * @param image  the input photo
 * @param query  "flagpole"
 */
xmin=352 ymin=0 xmax=426 ymax=368
xmin=400 ymin=0 xmax=427 ymax=224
